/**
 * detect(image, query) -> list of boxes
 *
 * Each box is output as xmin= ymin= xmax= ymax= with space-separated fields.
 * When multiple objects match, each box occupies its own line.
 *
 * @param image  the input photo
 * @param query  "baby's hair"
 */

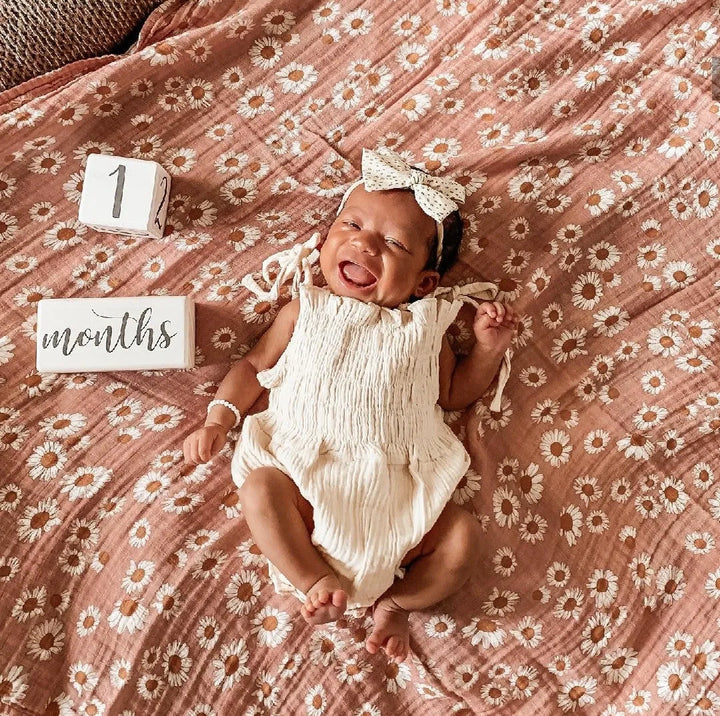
xmin=395 ymin=164 xmax=464 ymax=276
xmin=425 ymin=209 xmax=463 ymax=276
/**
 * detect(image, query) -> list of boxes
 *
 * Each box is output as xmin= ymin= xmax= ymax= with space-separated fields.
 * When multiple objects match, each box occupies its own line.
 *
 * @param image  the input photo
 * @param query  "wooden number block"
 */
xmin=78 ymin=154 xmax=171 ymax=239
xmin=37 ymin=296 xmax=195 ymax=373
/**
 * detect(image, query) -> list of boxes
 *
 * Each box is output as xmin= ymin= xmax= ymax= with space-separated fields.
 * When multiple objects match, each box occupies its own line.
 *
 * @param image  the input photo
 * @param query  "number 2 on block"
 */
xmin=109 ymin=164 xmax=126 ymax=218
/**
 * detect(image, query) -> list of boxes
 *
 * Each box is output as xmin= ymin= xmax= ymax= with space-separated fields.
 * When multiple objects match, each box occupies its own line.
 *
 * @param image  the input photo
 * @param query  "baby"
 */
xmin=183 ymin=148 xmax=517 ymax=663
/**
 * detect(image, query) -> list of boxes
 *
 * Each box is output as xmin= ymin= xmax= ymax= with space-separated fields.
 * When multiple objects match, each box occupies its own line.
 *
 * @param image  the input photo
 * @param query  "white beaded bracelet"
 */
xmin=207 ymin=399 xmax=242 ymax=429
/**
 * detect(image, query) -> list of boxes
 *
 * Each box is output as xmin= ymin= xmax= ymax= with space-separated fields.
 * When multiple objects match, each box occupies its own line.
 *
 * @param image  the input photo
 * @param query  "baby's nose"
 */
xmin=351 ymin=230 xmax=379 ymax=254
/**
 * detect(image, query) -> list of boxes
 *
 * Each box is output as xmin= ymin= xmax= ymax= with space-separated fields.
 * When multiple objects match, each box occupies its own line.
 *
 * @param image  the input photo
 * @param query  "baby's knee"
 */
xmin=446 ymin=510 xmax=483 ymax=571
xmin=238 ymin=467 xmax=285 ymax=512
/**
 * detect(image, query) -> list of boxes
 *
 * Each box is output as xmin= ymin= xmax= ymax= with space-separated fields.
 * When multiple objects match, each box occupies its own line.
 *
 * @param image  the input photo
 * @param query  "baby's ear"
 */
xmin=414 ymin=270 xmax=440 ymax=298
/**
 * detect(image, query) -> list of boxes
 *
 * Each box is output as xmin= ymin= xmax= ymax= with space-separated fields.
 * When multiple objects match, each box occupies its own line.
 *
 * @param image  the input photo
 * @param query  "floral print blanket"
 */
xmin=1 ymin=1 xmax=719 ymax=714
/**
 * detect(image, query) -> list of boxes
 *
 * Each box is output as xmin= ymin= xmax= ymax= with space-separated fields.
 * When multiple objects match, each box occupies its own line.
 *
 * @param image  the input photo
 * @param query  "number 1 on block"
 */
xmin=109 ymin=164 xmax=126 ymax=218
xmin=78 ymin=155 xmax=171 ymax=239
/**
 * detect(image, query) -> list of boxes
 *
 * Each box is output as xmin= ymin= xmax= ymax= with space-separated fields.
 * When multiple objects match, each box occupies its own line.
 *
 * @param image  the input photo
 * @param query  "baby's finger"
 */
xmin=202 ymin=435 xmax=217 ymax=462
xmin=478 ymin=302 xmax=496 ymax=319
xmin=210 ymin=433 xmax=223 ymax=457
xmin=190 ymin=438 xmax=203 ymax=465
xmin=198 ymin=433 xmax=213 ymax=463
xmin=183 ymin=436 xmax=197 ymax=465
xmin=474 ymin=312 xmax=495 ymax=330
xmin=203 ymin=434 xmax=218 ymax=462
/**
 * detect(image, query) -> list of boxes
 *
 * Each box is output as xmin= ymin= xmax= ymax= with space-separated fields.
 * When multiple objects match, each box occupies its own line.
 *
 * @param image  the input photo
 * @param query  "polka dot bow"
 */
xmin=359 ymin=148 xmax=466 ymax=223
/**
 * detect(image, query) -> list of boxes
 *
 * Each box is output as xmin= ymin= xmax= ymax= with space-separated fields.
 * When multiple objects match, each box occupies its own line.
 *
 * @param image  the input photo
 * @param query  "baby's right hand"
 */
xmin=183 ymin=424 xmax=228 ymax=464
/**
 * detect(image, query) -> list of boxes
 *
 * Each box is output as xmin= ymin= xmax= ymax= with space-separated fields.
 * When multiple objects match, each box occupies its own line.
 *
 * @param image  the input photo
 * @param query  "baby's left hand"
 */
xmin=473 ymin=301 xmax=518 ymax=354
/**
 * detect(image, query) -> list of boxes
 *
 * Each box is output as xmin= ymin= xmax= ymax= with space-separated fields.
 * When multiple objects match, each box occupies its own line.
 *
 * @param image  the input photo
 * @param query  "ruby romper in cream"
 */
xmin=231 ymin=281 xmax=510 ymax=608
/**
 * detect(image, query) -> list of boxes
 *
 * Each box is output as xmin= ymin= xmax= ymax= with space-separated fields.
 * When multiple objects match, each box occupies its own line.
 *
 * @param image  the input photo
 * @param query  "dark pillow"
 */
xmin=0 ymin=0 xmax=165 ymax=91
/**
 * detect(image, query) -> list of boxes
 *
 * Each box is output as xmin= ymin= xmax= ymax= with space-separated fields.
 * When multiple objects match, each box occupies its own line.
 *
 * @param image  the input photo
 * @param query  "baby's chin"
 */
xmin=329 ymin=282 xmax=411 ymax=308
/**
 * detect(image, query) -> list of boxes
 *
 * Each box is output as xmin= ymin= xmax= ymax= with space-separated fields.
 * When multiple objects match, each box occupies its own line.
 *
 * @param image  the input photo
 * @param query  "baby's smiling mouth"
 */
xmin=339 ymin=261 xmax=377 ymax=288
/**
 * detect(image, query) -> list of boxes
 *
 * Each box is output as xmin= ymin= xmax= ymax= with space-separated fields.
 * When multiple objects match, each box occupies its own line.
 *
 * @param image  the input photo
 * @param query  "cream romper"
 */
xmin=231 ymin=279 xmax=510 ymax=608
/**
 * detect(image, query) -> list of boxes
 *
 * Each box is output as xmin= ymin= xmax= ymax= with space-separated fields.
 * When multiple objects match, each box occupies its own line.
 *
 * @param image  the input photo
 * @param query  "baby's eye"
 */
xmin=386 ymin=237 xmax=406 ymax=250
xmin=345 ymin=221 xmax=360 ymax=229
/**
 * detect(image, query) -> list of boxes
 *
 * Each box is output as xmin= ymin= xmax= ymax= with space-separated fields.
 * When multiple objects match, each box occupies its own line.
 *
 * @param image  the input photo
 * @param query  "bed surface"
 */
xmin=1 ymin=1 xmax=719 ymax=714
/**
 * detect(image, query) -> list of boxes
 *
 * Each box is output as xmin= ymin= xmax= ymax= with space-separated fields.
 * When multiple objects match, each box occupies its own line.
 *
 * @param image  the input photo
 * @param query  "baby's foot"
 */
xmin=366 ymin=597 xmax=410 ymax=663
xmin=301 ymin=574 xmax=347 ymax=625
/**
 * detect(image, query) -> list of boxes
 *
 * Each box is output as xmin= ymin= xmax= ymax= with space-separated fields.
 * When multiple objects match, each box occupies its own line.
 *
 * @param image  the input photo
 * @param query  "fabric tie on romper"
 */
xmin=431 ymin=282 xmax=513 ymax=412
xmin=241 ymin=234 xmax=513 ymax=412
xmin=241 ymin=232 xmax=322 ymax=302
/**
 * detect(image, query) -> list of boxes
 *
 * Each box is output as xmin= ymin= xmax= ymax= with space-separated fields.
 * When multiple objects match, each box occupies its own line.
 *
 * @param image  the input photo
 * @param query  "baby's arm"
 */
xmin=183 ymin=298 xmax=300 ymax=464
xmin=438 ymin=301 xmax=517 ymax=412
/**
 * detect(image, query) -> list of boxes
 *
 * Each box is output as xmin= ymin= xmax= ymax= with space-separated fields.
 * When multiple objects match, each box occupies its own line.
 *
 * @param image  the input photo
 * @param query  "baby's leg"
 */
xmin=238 ymin=466 xmax=346 ymax=624
xmin=367 ymin=502 xmax=482 ymax=662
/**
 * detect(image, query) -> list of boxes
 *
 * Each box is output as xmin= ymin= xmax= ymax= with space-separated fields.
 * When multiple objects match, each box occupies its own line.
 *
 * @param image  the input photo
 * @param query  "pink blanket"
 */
xmin=1 ymin=1 xmax=719 ymax=713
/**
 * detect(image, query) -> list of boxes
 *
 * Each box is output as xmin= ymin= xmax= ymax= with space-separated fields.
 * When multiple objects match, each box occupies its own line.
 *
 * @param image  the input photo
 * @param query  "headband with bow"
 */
xmin=242 ymin=148 xmax=467 ymax=302
xmin=337 ymin=148 xmax=466 ymax=270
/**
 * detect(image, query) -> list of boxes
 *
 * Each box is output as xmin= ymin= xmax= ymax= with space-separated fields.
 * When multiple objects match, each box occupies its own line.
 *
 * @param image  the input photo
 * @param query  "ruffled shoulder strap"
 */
xmin=241 ymin=232 xmax=322 ymax=301
xmin=432 ymin=281 xmax=513 ymax=413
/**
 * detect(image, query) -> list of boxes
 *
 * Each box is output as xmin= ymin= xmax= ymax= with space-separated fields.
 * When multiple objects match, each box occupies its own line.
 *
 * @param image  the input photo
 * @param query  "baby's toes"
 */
xmin=389 ymin=636 xmax=409 ymax=663
xmin=386 ymin=636 xmax=401 ymax=658
xmin=314 ymin=589 xmax=330 ymax=606
xmin=397 ymin=641 xmax=409 ymax=662
xmin=365 ymin=634 xmax=380 ymax=654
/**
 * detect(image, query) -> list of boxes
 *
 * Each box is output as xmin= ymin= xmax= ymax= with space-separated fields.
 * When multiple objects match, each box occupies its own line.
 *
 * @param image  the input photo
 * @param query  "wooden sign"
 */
xmin=36 ymin=296 xmax=195 ymax=373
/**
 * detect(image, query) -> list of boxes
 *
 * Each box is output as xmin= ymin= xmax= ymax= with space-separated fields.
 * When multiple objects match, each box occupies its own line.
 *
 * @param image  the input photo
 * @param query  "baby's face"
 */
xmin=319 ymin=185 xmax=440 ymax=307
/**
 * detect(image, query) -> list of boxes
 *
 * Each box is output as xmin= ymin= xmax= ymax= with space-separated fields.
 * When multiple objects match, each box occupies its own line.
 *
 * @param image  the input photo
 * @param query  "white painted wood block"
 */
xmin=36 ymin=296 xmax=195 ymax=373
xmin=78 ymin=154 xmax=171 ymax=239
